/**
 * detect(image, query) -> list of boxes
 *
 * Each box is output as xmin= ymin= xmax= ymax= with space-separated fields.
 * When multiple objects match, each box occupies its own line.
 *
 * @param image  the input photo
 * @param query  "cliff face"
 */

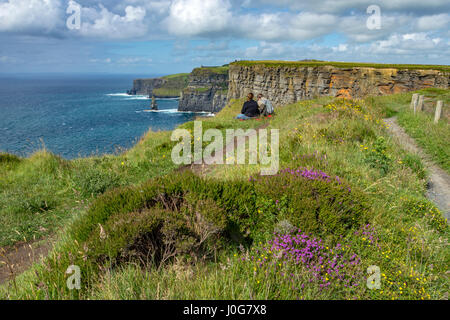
xmin=178 ymin=67 xmax=229 ymax=112
xmin=128 ymin=73 xmax=189 ymax=97
xmin=227 ymin=63 xmax=450 ymax=106
xmin=128 ymin=78 xmax=165 ymax=95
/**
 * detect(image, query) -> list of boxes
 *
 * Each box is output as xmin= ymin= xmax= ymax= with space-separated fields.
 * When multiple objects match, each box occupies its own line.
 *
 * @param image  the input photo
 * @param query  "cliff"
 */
xmin=227 ymin=61 xmax=450 ymax=106
xmin=131 ymin=61 xmax=449 ymax=113
xmin=128 ymin=73 xmax=189 ymax=97
xmin=178 ymin=66 xmax=229 ymax=112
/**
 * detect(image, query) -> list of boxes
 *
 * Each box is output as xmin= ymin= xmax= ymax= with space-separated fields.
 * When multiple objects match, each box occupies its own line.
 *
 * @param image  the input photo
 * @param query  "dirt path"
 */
xmin=0 ymin=239 xmax=53 ymax=285
xmin=179 ymin=122 xmax=270 ymax=176
xmin=384 ymin=117 xmax=450 ymax=220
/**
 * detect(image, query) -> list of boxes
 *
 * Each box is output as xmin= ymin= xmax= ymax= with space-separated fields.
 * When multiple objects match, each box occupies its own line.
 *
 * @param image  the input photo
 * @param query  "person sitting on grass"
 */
xmin=235 ymin=93 xmax=260 ymax=120
xmin=257 ymin=94 xmax=274 ymax=117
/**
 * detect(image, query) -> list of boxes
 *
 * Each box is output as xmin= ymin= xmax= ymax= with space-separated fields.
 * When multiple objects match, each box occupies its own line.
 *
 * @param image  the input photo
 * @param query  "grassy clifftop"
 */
xmin=1 ymin=89 xmax=449 ymax=300
xmin=191 ymin=65 xmax=229 ymax=75
xmin=232 ymin=60 xmax=450 ymax=72
xmin=152 ymin=73 xmax=189 ymax=97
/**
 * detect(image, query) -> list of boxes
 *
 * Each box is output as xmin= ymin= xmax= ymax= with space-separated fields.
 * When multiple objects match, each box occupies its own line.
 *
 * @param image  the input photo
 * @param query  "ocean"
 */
xmin=0 ymin=74 xmax=202 ymax=159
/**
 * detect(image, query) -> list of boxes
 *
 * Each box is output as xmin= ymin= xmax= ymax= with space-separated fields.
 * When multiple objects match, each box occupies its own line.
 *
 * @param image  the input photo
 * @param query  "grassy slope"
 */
xmin=232 ymin=60 xmax=450 ymax=72
xmin=0 ymin=131 xmax=179 ymax=246
xmin=367 ymin=89 xmax=450 ymax=173
xmin=1 ymin=92 xmax=448 ymax=300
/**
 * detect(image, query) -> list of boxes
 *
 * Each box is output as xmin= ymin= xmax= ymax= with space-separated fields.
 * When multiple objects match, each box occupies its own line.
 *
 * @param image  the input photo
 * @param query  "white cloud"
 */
xmin=116 ymin=57 xmax=153 ymax=64
xmin=333 ymin=44 xmax=348 ymax=52
xmin=238 ymin=12 xmax=337 ymax=41
xmin=89 ymin=57 xmax=111 ymax=63
xmin=79 ymin=4 xmax=147 ymax=39
xmin=0 ymin=0 xmax=63 ymax=34
xmin=254 ymin=0 xmax=450 ymax=14
xmin=0 ymin=0 xmax=448 ymax=66
xmin=416 ymin=14 xmax=449 ymax=31
xmin=165 ymin=0 xmax=232 ymax=36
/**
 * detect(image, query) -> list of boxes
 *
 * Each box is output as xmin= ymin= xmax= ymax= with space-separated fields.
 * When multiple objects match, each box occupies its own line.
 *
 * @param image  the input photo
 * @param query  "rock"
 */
xmin=130 ymin=78 xmax=166 ymax=96
xmin=129 ymin=73 xmax=189 ymax=97
xmin=227 ymin=63 xmax=449 ymax=106
xmin=178 ymin=66 xmax=229 ymax=112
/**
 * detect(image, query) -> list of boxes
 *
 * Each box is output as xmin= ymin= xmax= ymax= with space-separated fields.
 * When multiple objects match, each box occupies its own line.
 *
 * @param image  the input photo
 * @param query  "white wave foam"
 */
xmin=142 ymin=109 xmax=179 ymax=113
xmin=125 ymin=96 xmax=149 ymax=100
xmin=106 ymin=93 xmax=131 ymax=97
xmin=140 ymin=109 xmax=214 ymax=115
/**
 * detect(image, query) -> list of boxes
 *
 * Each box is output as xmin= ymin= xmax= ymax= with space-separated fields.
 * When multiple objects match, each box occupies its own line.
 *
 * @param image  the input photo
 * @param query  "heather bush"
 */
xmin=240 ymin=229 xmax=364 ymax=298
xmin=253 ymin=168 xmax=371 ymax=242
xmin=86 ymin=202 xmax=226 ymax=269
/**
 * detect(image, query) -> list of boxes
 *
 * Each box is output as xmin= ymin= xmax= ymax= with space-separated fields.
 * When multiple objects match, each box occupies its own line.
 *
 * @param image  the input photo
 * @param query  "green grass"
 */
xmin=232 ymin=60 xmax=450 ymax=72
xmin=0 ymin=130 xmax=179 ymax=247
xmin=193 ymin=87 xmax=211 ymax=93
xmin=161 ymin=73 xmax=189 ymax=80
xmin=192 ymin=66 xmax=229 ymax=75
xmin=153 ymin=73 xmax=189 ymax=97
xmin=367 ymin=88 xmax=449 ymax=173
xmin=1 ymin=93 xmax=448 ymax=300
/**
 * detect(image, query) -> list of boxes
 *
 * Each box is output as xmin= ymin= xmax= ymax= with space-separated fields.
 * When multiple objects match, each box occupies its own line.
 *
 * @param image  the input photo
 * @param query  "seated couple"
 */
xmin=235 ymin=93 xmax=274 ymax=120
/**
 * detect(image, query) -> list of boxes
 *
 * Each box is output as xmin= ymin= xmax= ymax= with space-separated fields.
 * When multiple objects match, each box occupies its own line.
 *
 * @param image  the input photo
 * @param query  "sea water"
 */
xmin=0 ymin=74 xmax=203 ymax=159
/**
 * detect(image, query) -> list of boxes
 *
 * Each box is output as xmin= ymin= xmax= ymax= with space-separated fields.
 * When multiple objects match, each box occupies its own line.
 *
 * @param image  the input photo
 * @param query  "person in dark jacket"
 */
xmin=235 ymin=93 xmax=260 ymax=120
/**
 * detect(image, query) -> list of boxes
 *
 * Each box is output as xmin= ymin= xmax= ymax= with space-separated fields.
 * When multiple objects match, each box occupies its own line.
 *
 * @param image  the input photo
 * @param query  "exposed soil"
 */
xmin=0 ymin=239 xmax=53 ymax=285
xmin=384 ymin=117 xmax=450 ymax=219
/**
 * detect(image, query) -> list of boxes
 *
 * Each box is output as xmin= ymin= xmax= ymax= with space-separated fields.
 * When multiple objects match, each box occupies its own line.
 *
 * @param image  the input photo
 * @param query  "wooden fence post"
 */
xmin=410 ymin=93 xmax=419 ymax=110
xmin=434 ymin=100 xmax=443 ymax=124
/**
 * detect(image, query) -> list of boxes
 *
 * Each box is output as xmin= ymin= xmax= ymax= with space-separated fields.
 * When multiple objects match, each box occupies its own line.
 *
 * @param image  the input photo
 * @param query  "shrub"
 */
xmin=363 ymin=136 xmax=391 ymax=175
xmin=241 ymin=229 xmax=363 ymax=293
xmin=253 ymin=168 xmax=371 ymax=242
xmin=34 ymin=168 xmax=370 ymax=298
xmin=401 ymin=196 xmax=448 ymax=233
xmin=86 ymin=203 xmax=226 ymax=269
xmin=0 ymin=153 xmax=21 ymax=164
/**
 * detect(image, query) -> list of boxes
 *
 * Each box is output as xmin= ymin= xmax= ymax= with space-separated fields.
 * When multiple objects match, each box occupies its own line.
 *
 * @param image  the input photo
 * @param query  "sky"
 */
xmin=0 ymin=0 xmax=449 ymax=75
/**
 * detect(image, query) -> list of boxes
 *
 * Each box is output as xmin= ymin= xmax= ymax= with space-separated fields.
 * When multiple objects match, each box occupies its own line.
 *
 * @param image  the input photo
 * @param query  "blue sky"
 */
xmin=0 ymin=0 xmax=449 ymax=75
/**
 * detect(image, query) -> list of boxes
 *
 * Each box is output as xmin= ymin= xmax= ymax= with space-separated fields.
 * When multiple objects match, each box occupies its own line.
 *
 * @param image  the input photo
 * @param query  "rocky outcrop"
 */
xmin=179 ymin=89 xmax=228 ymax=113
xmin=227 ymin=63 xmax=450 ymax=106
xmin=128 ymin=78 xmax=165 ymax=96
xmin=178 ymin=66 xmax=229 ymax=112
xmin=128 ymin=73 xmax=189 ymax=97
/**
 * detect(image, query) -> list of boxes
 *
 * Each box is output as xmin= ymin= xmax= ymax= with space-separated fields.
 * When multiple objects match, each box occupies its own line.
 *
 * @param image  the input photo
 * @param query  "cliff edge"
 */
xmin=227 ymin=61 xmax=449 ymax=106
